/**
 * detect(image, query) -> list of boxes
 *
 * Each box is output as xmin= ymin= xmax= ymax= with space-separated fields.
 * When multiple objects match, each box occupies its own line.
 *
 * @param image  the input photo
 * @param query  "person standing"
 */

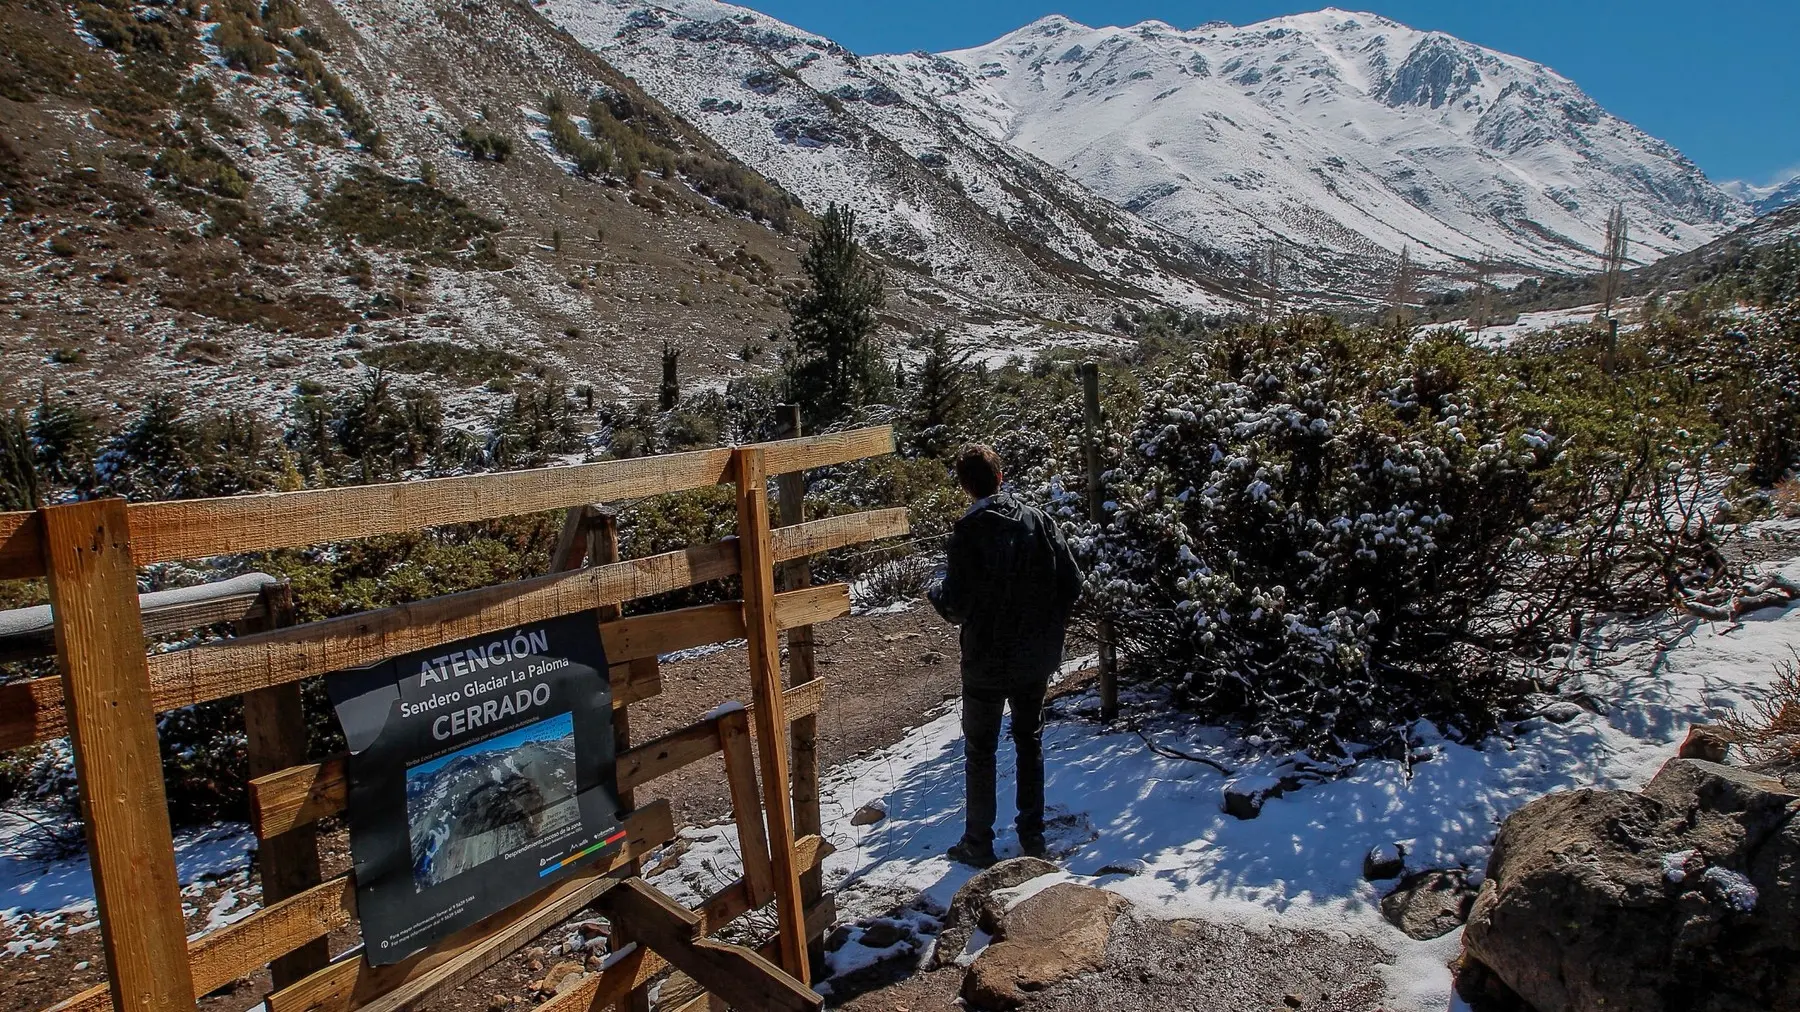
xmin=929 ymin=444 xmax=1084 ymax=867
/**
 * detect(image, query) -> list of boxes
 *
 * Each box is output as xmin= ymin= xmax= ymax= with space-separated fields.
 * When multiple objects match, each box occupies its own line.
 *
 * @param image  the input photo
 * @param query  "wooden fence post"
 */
xmin=42 ymin=498 xmax=196 ymax=1012
xmin=240 ymin=582 xmax=328 ymax=989
xmin=772 ymin=406 xmax=823 ymax=933
xmin=731 ymin=447 xmax=811 ymax=984
xmin=585 ymin=509 xmax=654 ymax=1012
xmin=1079 ymin=362 xmax=1119 ymax=722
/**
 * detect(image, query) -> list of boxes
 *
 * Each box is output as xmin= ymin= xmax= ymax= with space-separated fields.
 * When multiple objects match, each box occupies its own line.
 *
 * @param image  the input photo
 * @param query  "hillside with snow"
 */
xmin=538 ymin=0 xmax=1252 ymax=315
xmin=874 ymin=9 xmax=1751 ymax=296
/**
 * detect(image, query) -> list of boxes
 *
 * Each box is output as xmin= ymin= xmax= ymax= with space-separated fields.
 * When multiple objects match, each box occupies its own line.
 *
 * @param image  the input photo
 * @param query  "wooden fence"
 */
xmin=1 ymin=424 xmax=906 ymax=1012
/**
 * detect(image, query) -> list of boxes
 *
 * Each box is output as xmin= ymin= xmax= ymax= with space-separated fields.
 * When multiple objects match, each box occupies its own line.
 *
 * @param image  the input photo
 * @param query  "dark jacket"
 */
xmin=929 ymin=493 xmax=1084 ymax=692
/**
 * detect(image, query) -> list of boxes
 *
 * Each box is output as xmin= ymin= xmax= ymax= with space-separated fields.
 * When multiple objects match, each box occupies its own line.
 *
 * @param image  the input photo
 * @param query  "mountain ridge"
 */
xmin=872 ymin=7 xmax=1749 ymax=295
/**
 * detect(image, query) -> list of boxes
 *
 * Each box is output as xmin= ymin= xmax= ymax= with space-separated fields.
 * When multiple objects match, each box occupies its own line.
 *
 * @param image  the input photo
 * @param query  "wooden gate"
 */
xmin=0 ymin=425 xmax=905 ymax=1012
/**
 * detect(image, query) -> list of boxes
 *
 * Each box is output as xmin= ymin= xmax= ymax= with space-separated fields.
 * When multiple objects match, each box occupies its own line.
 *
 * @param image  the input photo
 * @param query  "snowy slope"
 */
xmin=538 ymin=0 xmax=1246 ymax=313
xmin=876 ymin=9 xmax=1750 ymax=295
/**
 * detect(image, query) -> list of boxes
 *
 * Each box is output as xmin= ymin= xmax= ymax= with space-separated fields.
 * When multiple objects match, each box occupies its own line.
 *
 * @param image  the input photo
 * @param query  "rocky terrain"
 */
xmin=0 ymin=0 xmax=1156 ymax=426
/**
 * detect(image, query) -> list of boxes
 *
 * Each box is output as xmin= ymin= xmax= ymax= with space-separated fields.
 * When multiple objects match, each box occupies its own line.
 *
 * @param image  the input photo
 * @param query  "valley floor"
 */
xmin=4 ymin=527 xmax=1798 ymax=1011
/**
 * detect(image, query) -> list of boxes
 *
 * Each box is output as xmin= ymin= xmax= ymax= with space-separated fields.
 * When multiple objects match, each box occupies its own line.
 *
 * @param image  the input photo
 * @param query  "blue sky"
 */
xmin=745 ymin=1 xmax=1799 ymax=186
xmin=408 ymin=711 xmax=573 ymax=780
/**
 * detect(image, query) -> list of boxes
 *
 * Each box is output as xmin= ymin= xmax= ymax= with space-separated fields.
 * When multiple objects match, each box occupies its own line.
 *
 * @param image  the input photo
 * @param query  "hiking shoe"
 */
xmin=947 ymin=839 xmax=998 ymax=868
xmin=1020 ymin=836 xmax=1049 ymax=859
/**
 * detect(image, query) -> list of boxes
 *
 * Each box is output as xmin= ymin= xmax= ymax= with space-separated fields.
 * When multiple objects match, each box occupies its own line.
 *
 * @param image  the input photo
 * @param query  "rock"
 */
xmin=1461 ymin=758 xmax=1800 ymax=1012
xmin=1222 ymin=781 xmax=1268 ymax=819
xmin=1678 ymin=724 xmax=1732 ymax=763
xmin=856 ymin=918 xmax=912 ymax=950
xmin=851 ymin=801 xmax=887 ymax=826
xmin=930 ymin=856 xmax=1059 ymax=969
xmin=960 ymin=884 xmax=1129 ymax=1010
xmin=1363 ymin=843 xmax=1405 ymax=881
xmin=1537 ymin=700 xmax=1585 ymax=724
xmin=538 ymin=961 xmax=582 ymax=993
xmin=1380 ymin=869 xmax=1476 ymax=940
xmin=1095 ymin=858 xmax=1147 ymax=877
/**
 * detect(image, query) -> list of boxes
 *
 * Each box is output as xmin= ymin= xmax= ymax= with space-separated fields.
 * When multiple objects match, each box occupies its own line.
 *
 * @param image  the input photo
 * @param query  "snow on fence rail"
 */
xmin=5 ymin=423 xmax=904 ymax=1012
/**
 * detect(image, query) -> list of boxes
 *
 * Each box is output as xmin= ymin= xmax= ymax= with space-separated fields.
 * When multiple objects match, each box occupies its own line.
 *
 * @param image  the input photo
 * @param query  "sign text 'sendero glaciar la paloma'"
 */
xmin=328 ymin=612 xmax=622 ymax=963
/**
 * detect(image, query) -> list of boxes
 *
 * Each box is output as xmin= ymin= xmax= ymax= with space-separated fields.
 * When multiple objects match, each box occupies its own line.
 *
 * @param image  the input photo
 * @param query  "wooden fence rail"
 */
xmin=11 ymin=426 xmax=901 ymax=1012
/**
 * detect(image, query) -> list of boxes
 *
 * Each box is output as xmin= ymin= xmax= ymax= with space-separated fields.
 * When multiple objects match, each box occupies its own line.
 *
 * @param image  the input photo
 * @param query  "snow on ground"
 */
xmin=1415 ymin=300 xmax=1649 ymax=348
xmin=658 ymin=564 xmax=1800 ymax=1008
xmin=0 ymin=815 xmax=258 ymax=946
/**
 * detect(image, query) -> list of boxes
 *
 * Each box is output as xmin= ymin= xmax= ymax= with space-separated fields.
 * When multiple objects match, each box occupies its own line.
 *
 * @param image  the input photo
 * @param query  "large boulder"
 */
xmin=1460 ymin=758 xmax=1800 ymax=1012
xmin=931 ymin=857 xmax=1059 ymax=969
xmin=961 ymin=883 xmax=1129 ymax=1010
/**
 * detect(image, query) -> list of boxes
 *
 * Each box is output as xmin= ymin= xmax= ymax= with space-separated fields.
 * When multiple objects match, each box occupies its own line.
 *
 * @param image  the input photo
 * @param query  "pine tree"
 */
xmin=783 ymin=203 xmax=887 ymax=428
xmin=0 ymin=408 xmax=41 ymax=510
xmin=659 ymin=342 xmax=681 ymax=412
xmin=30 ymin=388 xmax=98 ymax=488
xmin=904 ymin=329 xmax=970 ymax=459
xmin=334 ymin=370 xmax=403 ymax=480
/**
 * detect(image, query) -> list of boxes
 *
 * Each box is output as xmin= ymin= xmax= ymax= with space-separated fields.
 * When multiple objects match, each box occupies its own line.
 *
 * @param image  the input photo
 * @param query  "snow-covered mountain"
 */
xmin=874 ymin=10 xmax=1749 ymax=294
xmin=541 ymin=0 xmax=1248 ymax=314
xmin=1725 ymin=174 xmax=1800 ymax=216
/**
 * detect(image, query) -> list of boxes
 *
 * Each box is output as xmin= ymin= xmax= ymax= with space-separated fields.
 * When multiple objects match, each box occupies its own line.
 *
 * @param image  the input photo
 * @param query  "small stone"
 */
xmin=1222 ymin=783 xmax=1266 ymax=820
xmin=1381 ymin=869 xmax=1476 ymax=940
xmin=539 ymin=961 xmax=582 ymax=993
xmin=1095 ymin=858 xmax=1147 ymax=877
xmin=1678 ymin=725 xmax=1730 ymax=763
xmin=1538 ymin=701 xmax=1584 ymax=724
xmin=851 ymin=801 xmax=888 ymax=826
xmin=856 ymin=919 xmax=912 ymax=950
xmin=1363 ymin=843 xmax=1405 ymax=881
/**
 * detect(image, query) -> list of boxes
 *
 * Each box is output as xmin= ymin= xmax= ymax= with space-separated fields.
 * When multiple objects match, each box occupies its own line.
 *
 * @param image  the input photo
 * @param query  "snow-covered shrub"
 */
xmin=1086 ymin=321 xmax=1552 ymax=746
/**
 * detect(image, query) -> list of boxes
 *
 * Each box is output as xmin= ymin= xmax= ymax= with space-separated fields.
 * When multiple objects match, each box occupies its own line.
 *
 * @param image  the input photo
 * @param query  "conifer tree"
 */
xmin=30 ymin=388 xmax=98 ymax=488
xmin=659 ymin=342 xmax=681 ymax=412
xmin=0 ymin=408 xmax=40 ymax=510
xmin=904 ymin=329 xmax=970 ymax=459
xmin=783 ymin=203 xmax=887 ymax=427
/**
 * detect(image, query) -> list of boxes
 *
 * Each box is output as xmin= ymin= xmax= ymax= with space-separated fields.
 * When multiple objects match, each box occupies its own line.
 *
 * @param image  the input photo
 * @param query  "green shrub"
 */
xmin=316 ymin=167 xmax=502 ymax=265
xmin=1087 ymin=320 xmax=1550 ymax=747
xmin=456 ymin=125 xmax=513 ymax=162
xmin=213 ymin=15 xmax=277 ymax=73
xmin=359 ymin=339 xmax=525 ymax=384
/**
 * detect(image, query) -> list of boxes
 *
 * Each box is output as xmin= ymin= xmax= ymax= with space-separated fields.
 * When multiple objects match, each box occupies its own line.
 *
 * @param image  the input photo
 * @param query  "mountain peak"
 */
xmin=1019 ymin=13 xmax=1085 ymax=36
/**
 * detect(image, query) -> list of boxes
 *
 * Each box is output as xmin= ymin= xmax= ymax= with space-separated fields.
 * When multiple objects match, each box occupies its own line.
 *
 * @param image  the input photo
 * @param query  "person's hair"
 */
xmin=953 ymin=443 xmax=1003 ymax=498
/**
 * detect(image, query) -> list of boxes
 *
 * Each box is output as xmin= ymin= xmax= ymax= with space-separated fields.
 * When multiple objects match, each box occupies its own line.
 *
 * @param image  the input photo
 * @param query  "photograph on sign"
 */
xmin=406 ymin=711 xmax=582 ymax=889
xmin=328 ymin=611 xmax=622 ymax=963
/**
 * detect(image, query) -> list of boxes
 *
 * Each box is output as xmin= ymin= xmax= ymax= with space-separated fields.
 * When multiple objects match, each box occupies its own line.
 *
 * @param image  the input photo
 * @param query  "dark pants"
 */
xmin=961 ymin=678 xmax=1049 ymax=850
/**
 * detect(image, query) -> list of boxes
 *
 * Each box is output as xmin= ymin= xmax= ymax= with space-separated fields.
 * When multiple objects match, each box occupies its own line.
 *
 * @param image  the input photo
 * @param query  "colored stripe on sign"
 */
xmin=540 ymin=828 xmax=630 ymax=877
